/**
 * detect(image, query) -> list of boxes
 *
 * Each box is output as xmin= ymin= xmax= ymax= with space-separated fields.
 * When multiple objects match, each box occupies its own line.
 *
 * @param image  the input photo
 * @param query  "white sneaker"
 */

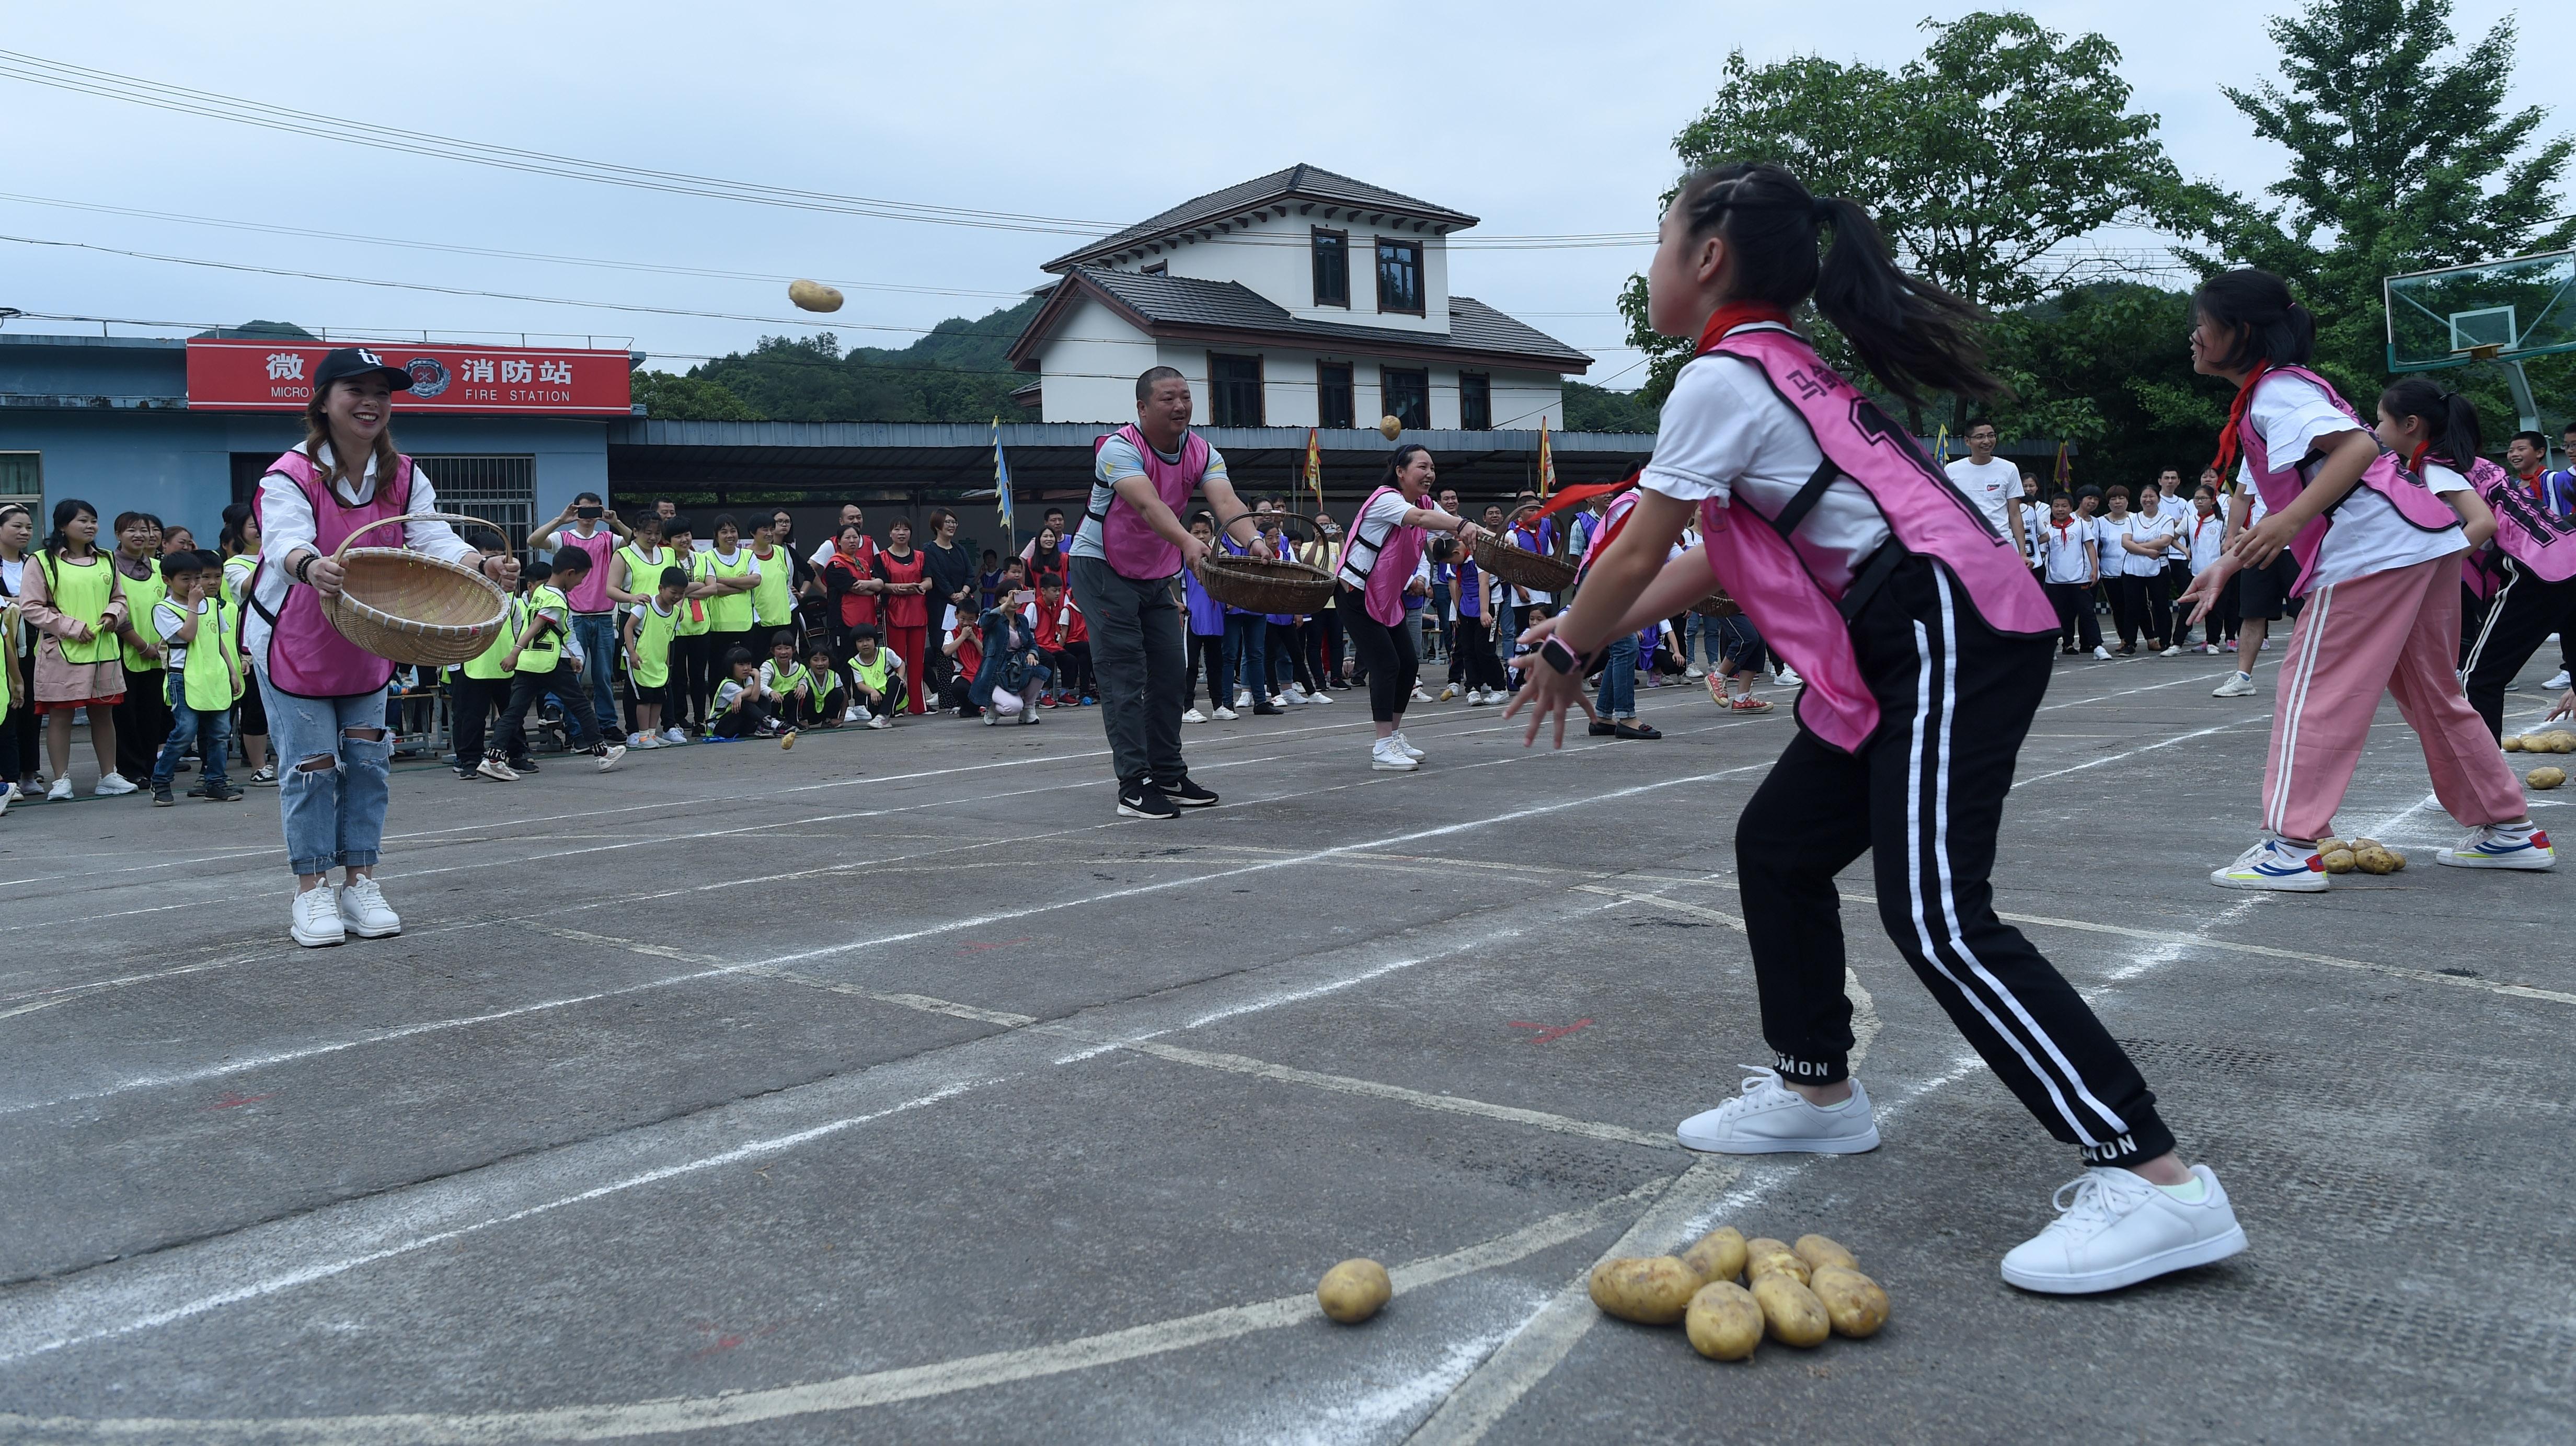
xmin=2435 ymin=821 xmax=2555 ymax=869
xmin=632 ymin=733 xmax=662 ymax=750
xmin=1310 ymin=689 xmax=1332 ymax=704
xmin=476 ymin=755 xmax=518 ymax=783
xmin=1282 ymin=684 xmax=1308 ymax=704
xmin=2092 ymin=645 xmax=2112 ymax=660
xmin=1675 ymin=1068 xmax=1880 ymax=1154
xmin=336 ymin=876 xmax=401 ymax=938
xmin=1485 ymin=688 xmax=1509 ymax=705
xmin=661 ymin=726 xmax=689 ymax=744
xmin=2210 ymin=836 xmax=2327 ymax=891
xmin=1774 ymin=668 xmax=1802 ymax=687
xmin=44 ymin=776 xmax=72 ymax=802
xmin=2000 ymin=1165 xmax=2247 ymax=1294
xmin=1182 ymin=708 xmax=1208 ymax=725
xmin=2159 ymin=645 xmax=2183 ymax=657
xmin=868 ymin=715 xmax=891 ymax=730
xmin=1438 ymin=684 xmax=1458 ymax=702
xmin=2549 ymin=669 xmax=2571 ymax=690
xmin=94 ymin=772 xmax=139 ymax=797
xmin=1468 ymin=688 xmax=1491 ymax=706
xmin=2202 ymin=644 xmax=2220 ymax=655
xmin=1370 ymin=737 xmax=1419 ymax=771
xmin=1212 ymin=706 xmax=1239 ymax=721
xmin=1409 ymin=685 xmax=1434 ymax=703
xmin=596 ymin=743 xmax=627 ymax=772
xmin=844 ymin=705 xmax=866 ymax=724
xmin=1685 ymin=664 xmax=1706 ymax=679
xmin=1391 ymin=730 xmax=1426 ymax=760
xmin=0 ymin=781 xmax=14 ymax=816
xmin=1235 ymin=688 xmax=1254 ymax=709
xmin=291 ymin=887 xmax=347 ymax=947
xmin=2211 ymin=671 xmax=2257 ymax=697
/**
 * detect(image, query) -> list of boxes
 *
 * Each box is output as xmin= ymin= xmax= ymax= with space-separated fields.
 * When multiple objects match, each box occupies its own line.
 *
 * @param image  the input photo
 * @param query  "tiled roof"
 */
xmin=1042 ymin=164 xmax=1478 ymax=272
xmin=1008 ymin=268 xmax=1589 ymax=373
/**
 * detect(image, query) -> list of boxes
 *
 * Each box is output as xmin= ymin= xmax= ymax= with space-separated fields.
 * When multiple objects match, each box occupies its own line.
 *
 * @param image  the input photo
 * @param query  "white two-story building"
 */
xmin=1006 ymin=165 xmax=1590 ymax=430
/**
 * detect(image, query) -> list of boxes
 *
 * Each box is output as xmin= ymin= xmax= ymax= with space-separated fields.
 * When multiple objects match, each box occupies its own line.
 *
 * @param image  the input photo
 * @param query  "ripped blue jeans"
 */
xmin=256 ymin=670 xmax=393 ymax=877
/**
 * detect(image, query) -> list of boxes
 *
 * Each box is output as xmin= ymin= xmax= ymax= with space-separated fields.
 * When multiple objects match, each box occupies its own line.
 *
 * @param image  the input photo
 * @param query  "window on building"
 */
xmin=1311 ymin=229 xmax=1349 ymax=308
xmin=1459 ymin=373 xmax=1491 ymax=431
xmin=1209 ymin=354 xmax=1264 ymax=428
xmin=1376 ymin=238 xmax=1423 ymax=314
xmin=1317 ymin=362 xmax=1354 ymax=429
xmin=0 ymin=452 xmax=41 ymax=521
xmin=1381 ymin=367 xmax=1429 ymax=430
xmin=413 ymin=456 xmax=538 ymax=545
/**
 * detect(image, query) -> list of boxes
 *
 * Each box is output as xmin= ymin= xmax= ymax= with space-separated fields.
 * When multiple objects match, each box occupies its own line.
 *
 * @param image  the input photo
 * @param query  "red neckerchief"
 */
xmin=2208 ymin=362 xmax=2272 ymax=478
xmin=2407 ymin=442 xmax=2434 ymax=476
xmin=1694 ymin=301 xmax=1797 ymax=357
xmin=2518 ymin=466 xmax=2545 ymax=498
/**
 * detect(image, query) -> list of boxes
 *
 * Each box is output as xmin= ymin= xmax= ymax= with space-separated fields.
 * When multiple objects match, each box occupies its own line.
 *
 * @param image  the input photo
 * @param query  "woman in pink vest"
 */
xmin=2435 ymin=375 xmax=2576 ymax=744
xmin=1511 ymin=161 xmax=2245 ymax=1295
xmin=2175 ymin=271 xmax=2536 ymax=883
xmin=248 ymin=348 xmax=487 ymax=948
xmin=1335 ymin=445 xmax=1485 ymax=771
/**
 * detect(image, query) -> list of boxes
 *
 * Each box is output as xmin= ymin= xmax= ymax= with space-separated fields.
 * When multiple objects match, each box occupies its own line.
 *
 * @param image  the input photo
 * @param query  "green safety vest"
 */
xmin=37 ymin=552 xmax=122 ymax=664
xmin=675 ymin=553 xmax=711 ymax=636
xmin=750 ymin=546 xmax=794 ymax=628
xmin=222 ymin=553 xmax=256 ymax=608
xmin=119 ymin=559 xmax=167 ymax=673
xmin=172 ymin=598 xmax=237 ymax=710
xmin=617 ymin=543 xmax=674 ymax=610
xmin=701 ymin=547 xmax=755 ymax=631
xmin=851 ymin=648 xmax=892 ymax=696
xmin=513 ymin=586 xmax=569 ymax=673
xmin=767 ymin=660 xmax=809 ymax=697
xmin=629 ymin=599 xmax=678 ymax=687
xmin=459 ymin=601 xmax=515 ymax=681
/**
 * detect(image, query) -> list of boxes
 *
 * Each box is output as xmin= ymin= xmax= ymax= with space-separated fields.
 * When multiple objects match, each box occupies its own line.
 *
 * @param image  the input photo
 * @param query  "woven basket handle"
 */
xmin=330 ymin=511 xmax=512 ymax=563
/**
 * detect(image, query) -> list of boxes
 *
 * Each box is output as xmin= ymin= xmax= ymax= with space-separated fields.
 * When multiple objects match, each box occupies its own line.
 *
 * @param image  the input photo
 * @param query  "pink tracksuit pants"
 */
xmin=2262 ymin=554 xmax=2525 ymax=841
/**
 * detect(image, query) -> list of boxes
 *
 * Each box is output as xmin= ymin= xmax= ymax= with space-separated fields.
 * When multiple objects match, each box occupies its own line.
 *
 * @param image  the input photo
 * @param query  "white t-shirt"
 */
xmin=1640 ymin=328 xmax=1893 ymax=591
xmin=152 ymin=596 xmax=204 ymax=668
xmin=1069 ymin=433 xmax=1230 ymax=566
xmin=2181 ymin=509 xmax=2228 ymax=573
xmin=2107 ymin=512 xmax=2172 ymax=577
xmin=1945 ymin=456 xmax=2020 ymax=537
xmin=1336 ymin=489 xmax=1424 ymax=591
xmin=2038 ymin=517 xmax=2096 ymax=585
xmin=2236 ymin=371 xmax=2465 ymax=590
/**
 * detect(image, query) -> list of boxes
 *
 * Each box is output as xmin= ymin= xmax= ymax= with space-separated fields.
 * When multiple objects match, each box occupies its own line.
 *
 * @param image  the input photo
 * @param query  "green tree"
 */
xmin=1561 ymin=380 xmax=1659 ymax=433
xmin=1982 ymin=283 xmax=2229 ymax=487
xmin=1621 ymin=12 xmax=2193 ymax=417
xmin=682 ymin=297 xmax=1046 ymax=423
xmin=630 ymin=369 xmax=765 ymax=421
xmin=2190 ymin=0 xmax=2574 ymax=422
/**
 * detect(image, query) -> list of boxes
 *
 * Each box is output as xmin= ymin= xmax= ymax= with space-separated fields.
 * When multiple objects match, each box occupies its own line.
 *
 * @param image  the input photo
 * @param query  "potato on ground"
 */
xmin=2528 ymin=765 xmax=2566 ymax=789
xmin=2320 ymin=848 xmax=2356 ymax=874
xmin=2503 ymin=735 xmax=2526 ymax=752
xmin=1751 ymin=1271 xmax=1831 ymax=1346
xmin=1809 ymin=1264 xmax=1891 ymax=1338
xmin=1316 ymin=1259 xmax=1392 ymax=1324
xmin=1744 ymin=1237 xmax=1811 ymax=1284
xmin=1680 ymin=1226 xmax=1747 ymax=1286
xmin=1684 ymin=1280 xmax=1764 ymax=1361
xmin=2316 ymin=835 xmax=2346 ymax=854
xmin=1588 ymin=1256 xmax=1700 ymax=1325
xmin=1793 ymin=1234 xmax=1858 ymax=1273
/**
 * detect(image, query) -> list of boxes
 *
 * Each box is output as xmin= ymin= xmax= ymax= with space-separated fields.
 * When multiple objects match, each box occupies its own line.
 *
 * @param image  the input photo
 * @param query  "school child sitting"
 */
xmin=764 ymin=629 xmax=844 ymax=730
xmin=619 ymin=564 xmax=688 ymax=748
xmin=1029 ymin=575 xmax=1092 ymax=706
xmin=970 ymin=603 xmax=1047 ymax=726
xmin=844 ymin=625 xmax=902 ymax=729
xmin=708 ymin=645 xmax=787 ymax=742
xmin=499 ymin=550 xmax=626 ymax=773
xmin=148 ymin=550 xmax=244 ymax=804
xmin=939 ymin=611 xmax=985 ymax=717
xmin=802 ymin=641 xmax=852 ymax=727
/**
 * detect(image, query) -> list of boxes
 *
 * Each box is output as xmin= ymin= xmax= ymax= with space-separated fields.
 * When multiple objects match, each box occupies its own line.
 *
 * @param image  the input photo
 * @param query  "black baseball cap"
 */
xmin=312 ymin=347 xmax=413 ymax=391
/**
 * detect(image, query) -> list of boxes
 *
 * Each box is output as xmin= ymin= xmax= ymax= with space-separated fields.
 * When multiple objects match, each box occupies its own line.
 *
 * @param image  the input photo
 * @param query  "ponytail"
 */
xmin=1673 ymin=163 xmax=2003 ymax=405
xmin=2379 ymin=376 xmax=2483 ymax=471
xmin=2191 ymin=269 xmax=2316 ymax=371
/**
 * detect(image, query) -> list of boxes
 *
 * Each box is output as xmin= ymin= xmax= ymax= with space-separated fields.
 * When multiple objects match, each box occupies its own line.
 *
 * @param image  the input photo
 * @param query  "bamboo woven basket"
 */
xmin=1468 ymin=531 xmax=1577 ymax=593
xmin=319 ymin=511 xmax=511 ymax=667
xmin=1688 ymin=591 xmax=1743 ymax=618
xmin=1196 ymin=554 xmax=1337 ymax=614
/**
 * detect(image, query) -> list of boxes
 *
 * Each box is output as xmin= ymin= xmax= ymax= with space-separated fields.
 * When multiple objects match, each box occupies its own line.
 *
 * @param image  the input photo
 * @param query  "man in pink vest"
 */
xmin=1067 ymin=366 xmax=1267 ymax=820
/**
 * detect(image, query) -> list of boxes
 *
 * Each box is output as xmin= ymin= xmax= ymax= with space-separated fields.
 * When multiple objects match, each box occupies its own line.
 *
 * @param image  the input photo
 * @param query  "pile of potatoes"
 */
xmin=2503 ymin=729 xmax=2576 ymax=754
xmin=2314 ymin=835 xmax=2406 ymax=875
xmin=1587 ymin=1227 xmax=1888 ymax=1362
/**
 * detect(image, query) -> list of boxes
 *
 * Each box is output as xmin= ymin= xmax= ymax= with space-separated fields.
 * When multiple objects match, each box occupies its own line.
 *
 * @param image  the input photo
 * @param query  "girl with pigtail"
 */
xmin=2176 ymin=273 xmax=2539 ymax=881
xmin=1510 ymin=160 xmax=2245 ymax=1293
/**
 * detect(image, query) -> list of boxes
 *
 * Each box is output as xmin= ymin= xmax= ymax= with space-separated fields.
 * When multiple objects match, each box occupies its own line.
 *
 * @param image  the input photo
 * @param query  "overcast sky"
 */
xmin=1 ymin=1 xmax=2558 ymax=387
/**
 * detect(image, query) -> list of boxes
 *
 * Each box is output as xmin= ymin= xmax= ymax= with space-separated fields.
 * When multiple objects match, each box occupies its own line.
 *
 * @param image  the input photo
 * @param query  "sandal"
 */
xmin=1727 ymin=694 xmax=1774 ymax=712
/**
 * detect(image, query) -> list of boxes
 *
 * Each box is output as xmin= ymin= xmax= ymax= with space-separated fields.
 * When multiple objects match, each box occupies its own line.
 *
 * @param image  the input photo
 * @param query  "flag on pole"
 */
xmin=1537 ymin=418 xmax=1556 ymax=498
xmin=1303 ymin=426 xmax=1322 ymax=514
xmin=1933 ymin=424 xmax=1951 ymax=466
xmin=992 ymin=417 xmax=1015 ymax=544
xmin=2053 ymin=440 xmax=2072 ymax=490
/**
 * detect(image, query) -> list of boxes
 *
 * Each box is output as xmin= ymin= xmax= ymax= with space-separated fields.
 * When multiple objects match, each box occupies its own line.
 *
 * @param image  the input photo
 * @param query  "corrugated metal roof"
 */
xmin=1042 ymin=164 xmax=1478 ymax=272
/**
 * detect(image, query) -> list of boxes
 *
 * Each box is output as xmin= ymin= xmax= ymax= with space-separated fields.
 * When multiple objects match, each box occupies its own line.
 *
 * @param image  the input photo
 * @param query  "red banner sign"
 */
xmin=186 ymin=339 xmax=634 ymax=416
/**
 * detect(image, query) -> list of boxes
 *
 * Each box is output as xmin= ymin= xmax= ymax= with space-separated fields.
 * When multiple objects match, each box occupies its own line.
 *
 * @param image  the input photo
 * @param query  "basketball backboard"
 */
xmin=2385 ymin=248 xmax=2576 ymax=372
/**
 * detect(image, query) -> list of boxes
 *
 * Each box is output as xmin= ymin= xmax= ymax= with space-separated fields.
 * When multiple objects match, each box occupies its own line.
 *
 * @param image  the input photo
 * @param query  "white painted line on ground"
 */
xmin=2012 ymin=718 xmax=2259 ymax=788
xmin=2036 ymin=669 xmax=2233 ymax=712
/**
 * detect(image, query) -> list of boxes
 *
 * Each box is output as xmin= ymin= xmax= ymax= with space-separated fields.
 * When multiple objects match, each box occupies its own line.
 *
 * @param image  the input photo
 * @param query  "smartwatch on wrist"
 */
xmin=1539 ymin=636 xmax=1590 ymax=675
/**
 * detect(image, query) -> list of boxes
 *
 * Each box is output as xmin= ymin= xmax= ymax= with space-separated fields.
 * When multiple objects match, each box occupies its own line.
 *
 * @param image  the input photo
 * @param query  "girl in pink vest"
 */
xmin=2434 ymin=375 xmax=2576 ymax=748
xmin=1333 ymin=444 xmax=1486 ymax=771
xmin=248 ymin=348 xmax=488 ymax=949
xmin=2175 ymin=271 xmax=2538 ymax=882
xmin=1510 ymin=160 xmax=2244 ymax=1295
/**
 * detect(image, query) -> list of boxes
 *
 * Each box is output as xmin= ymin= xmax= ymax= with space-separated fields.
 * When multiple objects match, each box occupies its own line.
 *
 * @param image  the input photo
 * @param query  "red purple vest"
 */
xmin=1088 ymin=424 xmax=1211 ymax=581
xmin=252 ymin=449 xmax=413 ymax=698
xmin=1342 ymin=486 xmax=1430 ymax=628
xmin=1692 ymin=327 xmax=2055 ymax=753
xmin=2237 ymin=365 xmax=2459 ymax=596
xmin=2465 ymin=455 xmax=2576 ymax=595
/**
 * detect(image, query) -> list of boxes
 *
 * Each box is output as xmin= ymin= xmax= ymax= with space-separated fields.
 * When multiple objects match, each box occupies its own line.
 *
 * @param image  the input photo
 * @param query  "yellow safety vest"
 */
xmin=119 ymin=559 xmax=167 ymax=673
xmin=172 ymin=598 xmax=238 ymax=710
xmin=513 ymin=586 xmax=568 ymax=673
xmin=629 ymin=598 xmax=677 ymax=688
xmin=701 ymin=547 xmax=755 ymax=631
xmin=675 ymin=553 xmax=712 ymax=637
xmin=617 ymin=543 xmax=674 ymax=610
xmin=37 ymin=552 xmax=121 ymax=664
xmin=750 ymin=545 xmax=794 ymax=628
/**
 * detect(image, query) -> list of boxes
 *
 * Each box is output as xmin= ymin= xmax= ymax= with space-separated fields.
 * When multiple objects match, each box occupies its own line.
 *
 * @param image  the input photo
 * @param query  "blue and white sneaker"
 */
xmin=2211 ymin=836 xmax=2328 ymax=892
xmin=2434 ymin=823 xmax=2555 ymax=870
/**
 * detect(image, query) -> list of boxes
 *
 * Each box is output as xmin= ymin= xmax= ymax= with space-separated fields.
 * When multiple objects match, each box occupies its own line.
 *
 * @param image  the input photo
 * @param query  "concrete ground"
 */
xmin=0 ymin=641 xmax=2568 ymax=1445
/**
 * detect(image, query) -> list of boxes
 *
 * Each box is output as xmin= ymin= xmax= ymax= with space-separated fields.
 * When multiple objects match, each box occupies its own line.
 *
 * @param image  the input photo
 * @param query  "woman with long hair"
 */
xmin=874 ymin=517 xmax=932 ymax=714
xmin=1336 ymin=444 xmax=1483 ymax=771
xmin=1513 ymin=161 xmax=2243 ymax=1293
xmin=244 ymin=348 xmax=488 ymax=946
xmin=0 ymin=501 xmax=42 ymax=801
xmin=19 ymin=498 xmax=136 ymax=797
xmin=219 ymin=502 xmax=275 ymax=784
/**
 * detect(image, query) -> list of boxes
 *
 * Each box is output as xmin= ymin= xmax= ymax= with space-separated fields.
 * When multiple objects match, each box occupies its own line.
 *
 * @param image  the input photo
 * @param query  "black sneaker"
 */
xmin=152 ymin=786 xmax=176 ymax=807
xmin=1116 ymin=782 xmax=1180 ymax=820
xmin=508 ymin=756 xmax=540 ymax=774
xmin=1160 ymin=776 xmax=1219 ymax=808
xmin=197 ymin=783 xmax=246 ymax=802
xmin=452 ymin=764 xmax=480 ymax=781
xmin=1253 ymin=702 xmax=1285 ymax=716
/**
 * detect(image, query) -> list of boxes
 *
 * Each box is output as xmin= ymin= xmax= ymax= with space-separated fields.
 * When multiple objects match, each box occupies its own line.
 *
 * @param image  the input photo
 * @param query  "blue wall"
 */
xmin=0 ymin=335 xmax=612 ymax=542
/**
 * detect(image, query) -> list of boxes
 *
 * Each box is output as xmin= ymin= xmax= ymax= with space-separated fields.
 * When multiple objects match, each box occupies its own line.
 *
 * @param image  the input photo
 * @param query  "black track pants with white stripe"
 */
xmin=2459 ymin=555 xmax=2576 ymax=738
xmin=1735 ymin=554 xmax=2175 ymax=1167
